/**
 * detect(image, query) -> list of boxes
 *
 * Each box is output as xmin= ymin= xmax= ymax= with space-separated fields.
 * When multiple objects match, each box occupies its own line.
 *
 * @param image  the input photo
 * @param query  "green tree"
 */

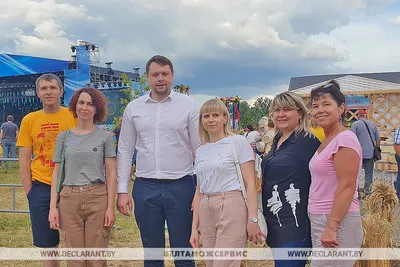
xmin=253 ymin=96 xmax=272 ymax=115
xmin=239 ymin=96 xmax=271 ymax=129
xmin=239 ymin=101 xmax=260 ymax=128
xmin=113 ymin=73 xmax=150 ymax=126
xmin=133 ymin=73 xmax=150 ymax=99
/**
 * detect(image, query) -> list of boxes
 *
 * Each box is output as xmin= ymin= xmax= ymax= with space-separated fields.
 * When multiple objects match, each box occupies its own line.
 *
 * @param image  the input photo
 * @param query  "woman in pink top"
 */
xmin=308 ymin=81 xmax=363 ymax=267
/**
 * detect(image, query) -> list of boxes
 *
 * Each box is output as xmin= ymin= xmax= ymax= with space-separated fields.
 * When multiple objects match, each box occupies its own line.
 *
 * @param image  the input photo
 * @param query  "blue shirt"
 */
xmin=261 ymin=131 xmax=320 ymax=247
xmin=350 ymin=118 xmax=380 ymax=159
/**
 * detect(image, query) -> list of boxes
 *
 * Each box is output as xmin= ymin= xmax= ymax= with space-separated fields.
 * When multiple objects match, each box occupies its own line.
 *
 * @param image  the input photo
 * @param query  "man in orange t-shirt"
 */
xmin=17 ymin=73 xmax=76 ymax=267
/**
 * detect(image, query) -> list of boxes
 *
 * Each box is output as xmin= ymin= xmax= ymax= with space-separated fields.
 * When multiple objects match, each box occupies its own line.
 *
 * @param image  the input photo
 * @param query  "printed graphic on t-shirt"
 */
xmin=196 ymin=153 xmax=224 ymax=184
xmin=267 ymin=185 xmax=283 ymax=227
xmin=267 ymin=183 xmax=301 ymax=228
xmin=37 ymin=123 xmax=60 ymax=168
xmin=285 ymin=183 xmax=300 ymax=227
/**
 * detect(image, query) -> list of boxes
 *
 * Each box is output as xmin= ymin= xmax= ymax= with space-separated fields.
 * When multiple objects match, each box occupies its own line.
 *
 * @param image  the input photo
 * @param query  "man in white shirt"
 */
xmin=117 ymin=55 xmax=200 ymax=267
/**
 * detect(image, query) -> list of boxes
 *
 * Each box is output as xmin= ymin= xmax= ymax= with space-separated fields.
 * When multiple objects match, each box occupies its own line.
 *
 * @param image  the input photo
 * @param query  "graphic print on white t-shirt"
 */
xmin=194 ymin=136 xmax=255 ymax=194
xmin=285 ymin=183 xmax=300 ymax=227
xmin=195 ymin=153 xmax=224 ymax=190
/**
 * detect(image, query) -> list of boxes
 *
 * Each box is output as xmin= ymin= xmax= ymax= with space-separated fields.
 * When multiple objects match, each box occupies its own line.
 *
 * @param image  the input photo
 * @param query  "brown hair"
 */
xmin=35 ymin=73 xmax=63 ymax=92
xmin=68 ymin=88 xmax=108 ymax=124
xmin=267 ymin=117 xmax=274 ymax=128
xmin=146 ymin=55 xmax=174 ymax=74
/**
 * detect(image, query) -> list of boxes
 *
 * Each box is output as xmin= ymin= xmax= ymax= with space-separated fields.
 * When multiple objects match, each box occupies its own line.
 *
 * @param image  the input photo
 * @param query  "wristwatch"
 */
xmin=248 ymin=217 xmax=258 ymax=223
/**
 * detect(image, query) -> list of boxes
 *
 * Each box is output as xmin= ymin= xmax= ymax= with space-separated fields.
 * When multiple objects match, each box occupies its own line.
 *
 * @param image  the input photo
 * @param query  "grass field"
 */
xmin=0 ymin=166 xmax=272 ymax=267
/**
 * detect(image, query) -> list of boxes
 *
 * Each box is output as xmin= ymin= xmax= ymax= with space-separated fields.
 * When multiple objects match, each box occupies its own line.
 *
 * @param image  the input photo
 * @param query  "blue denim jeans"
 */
xmin=2 ymin=140 xmax=16 ymax=168
xmin=395 ymin=155 xmax=400 ymax=198
xmin=132 ymin=175 xmax=196 ymax=267
xmin=363 ymin=158 xmax=374 ymax=194
xmin=28 ymin=180 xmax=60 ymax=247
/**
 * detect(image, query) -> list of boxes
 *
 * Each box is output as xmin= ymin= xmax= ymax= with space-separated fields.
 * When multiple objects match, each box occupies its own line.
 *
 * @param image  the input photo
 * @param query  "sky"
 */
xmin=0 ymin=0 xmax=399 ymax=105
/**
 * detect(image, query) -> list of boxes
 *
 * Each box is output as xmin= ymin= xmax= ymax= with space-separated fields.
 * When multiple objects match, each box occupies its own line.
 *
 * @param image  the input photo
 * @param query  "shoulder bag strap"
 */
xmin=229 ymin=135 xmax=248 ymax=205
xmin=361 ymin=120 xmax=377 ymax=148
xmin=56 ymin=130 xmax=70 ymax=193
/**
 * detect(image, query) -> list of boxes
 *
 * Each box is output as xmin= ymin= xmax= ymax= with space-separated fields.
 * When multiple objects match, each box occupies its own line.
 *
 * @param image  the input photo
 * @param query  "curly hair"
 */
xmin=68 ymin=88 xmax=108 ymax=124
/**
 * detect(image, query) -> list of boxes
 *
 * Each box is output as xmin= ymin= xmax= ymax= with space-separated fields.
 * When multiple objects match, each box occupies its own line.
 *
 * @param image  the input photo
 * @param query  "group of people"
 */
xmin=16 ymin=55 xmax=369 ymax=267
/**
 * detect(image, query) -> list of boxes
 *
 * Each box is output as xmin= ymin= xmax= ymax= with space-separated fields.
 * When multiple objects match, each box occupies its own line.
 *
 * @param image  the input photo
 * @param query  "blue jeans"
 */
xmin=395 ymin=155 xmax=400 ymax=198
xmin=28 ymin=180 xmax=60 ymax=247
xmin=363 ymin=158 xmax=374 ymax=194
xmin=133 ymin=175 xmax=196 ymax=267
xmin=2 ymin=140 xmax=16 ymax=168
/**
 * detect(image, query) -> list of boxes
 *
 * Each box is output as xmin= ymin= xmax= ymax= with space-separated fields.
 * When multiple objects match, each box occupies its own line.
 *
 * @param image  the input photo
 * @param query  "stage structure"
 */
xmin=0 ymin=40 xmax=141 ymax=125
xmin=220 ymin=96 xmax=241 ymax=130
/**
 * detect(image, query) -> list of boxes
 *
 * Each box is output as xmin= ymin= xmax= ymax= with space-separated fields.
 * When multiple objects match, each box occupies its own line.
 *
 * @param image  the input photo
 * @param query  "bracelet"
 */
xmin=329 ymin=216 xmax=340 ymax=224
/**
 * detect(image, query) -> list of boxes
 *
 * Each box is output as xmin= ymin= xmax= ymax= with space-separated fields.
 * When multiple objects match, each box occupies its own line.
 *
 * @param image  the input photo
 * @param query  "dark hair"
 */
xmin=35 ymin=73 xmax=63 ymax=91
xmin=310 ymin=80 xmax=346 ymax=119
xmin=146 ymin=55 xmax=174 ymax=74
xmin=68 ymin=88 xmax=108 ymax=124
xmin=247 ymin=124 xmax=254 ymax=131
xmin=7 ymin=115 xmax=14 ymax=122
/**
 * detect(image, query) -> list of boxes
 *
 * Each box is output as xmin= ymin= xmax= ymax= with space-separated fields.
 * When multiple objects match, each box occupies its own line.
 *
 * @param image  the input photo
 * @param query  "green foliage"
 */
xmin=239 ymin=96 xmax=272 ymax=128
xmin=253 ymin=96 xmax=272 ymax=114
xmin=112 ymin=73 xmax=150 ymax=127
xmin=134 ymin=73 xmax=151 ymax=98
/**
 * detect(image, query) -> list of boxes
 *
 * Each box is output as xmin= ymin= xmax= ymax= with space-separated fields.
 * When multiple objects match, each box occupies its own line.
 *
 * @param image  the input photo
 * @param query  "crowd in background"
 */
xmin=1 ymin=54 xmax=400 ymax=267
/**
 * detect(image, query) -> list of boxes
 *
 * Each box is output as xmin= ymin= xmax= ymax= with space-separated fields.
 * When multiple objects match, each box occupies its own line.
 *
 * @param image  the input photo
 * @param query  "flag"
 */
xmin=235 ymin=103 xmax=240 ymax=122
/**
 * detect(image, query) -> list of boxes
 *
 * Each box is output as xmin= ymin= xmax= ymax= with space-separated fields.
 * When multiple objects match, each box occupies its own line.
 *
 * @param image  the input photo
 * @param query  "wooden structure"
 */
xmin=292 ymin=75 xmax=400 ymax=173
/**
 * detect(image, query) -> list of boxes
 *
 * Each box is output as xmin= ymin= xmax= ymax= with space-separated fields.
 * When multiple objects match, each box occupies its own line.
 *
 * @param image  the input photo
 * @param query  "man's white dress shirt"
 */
xmin=117 ymin=90 xmax=201 ymax=193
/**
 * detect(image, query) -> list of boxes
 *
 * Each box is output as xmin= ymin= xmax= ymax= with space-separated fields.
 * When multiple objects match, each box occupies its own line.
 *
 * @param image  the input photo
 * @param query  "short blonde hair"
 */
xmin=271 ymin=92 xmax=313 ymax=138
xmin=199 ymin=99 xmax=233 ymax=144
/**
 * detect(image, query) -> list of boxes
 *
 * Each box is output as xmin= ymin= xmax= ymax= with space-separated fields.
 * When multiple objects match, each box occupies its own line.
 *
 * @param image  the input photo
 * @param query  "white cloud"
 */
xmin=191 ymin=94 xmax=218 ymax=105
xmin=246 ymin=84 xmax=288 ymax=106
xmin=33 ymin=20 xmax=67 ymax=39
xmin=0 ymin=0 xmax=397 ymax=98
xmin=0 ymin=0 xmax=91 ymax=59
xmin=392 ymin=16 xmax=400 ymax=25
xmin=310 ymin=17 xmax=400 ymax=72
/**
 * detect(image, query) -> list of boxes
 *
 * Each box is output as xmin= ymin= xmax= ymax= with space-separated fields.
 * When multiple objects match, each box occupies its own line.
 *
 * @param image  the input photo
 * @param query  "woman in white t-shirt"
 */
xmin=190 ymin=99 xmax=265 ymax=267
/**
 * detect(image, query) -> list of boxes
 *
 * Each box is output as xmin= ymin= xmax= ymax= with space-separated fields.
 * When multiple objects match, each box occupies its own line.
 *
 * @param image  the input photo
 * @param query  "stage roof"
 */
xmin=0 ymin=53 xmax=136 ymax=79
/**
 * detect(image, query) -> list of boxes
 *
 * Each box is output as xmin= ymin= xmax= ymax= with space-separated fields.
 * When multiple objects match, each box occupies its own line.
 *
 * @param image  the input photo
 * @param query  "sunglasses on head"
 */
xmin=322 ymin=82 xmax=341 ymax=92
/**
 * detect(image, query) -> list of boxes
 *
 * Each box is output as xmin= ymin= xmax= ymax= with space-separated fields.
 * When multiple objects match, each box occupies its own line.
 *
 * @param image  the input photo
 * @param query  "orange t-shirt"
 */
xmin=16 ymin=107 xmax=77 ymax=185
